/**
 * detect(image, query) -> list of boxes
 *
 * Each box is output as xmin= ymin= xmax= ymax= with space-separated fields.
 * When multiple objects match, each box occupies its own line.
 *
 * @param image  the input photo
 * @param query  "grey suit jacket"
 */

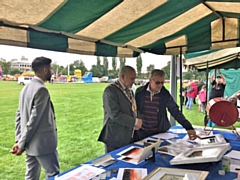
xmin=98 ymin=83 xmax=136 ymax=149
xmin=15 ymin=77 xmax=58 ymax=156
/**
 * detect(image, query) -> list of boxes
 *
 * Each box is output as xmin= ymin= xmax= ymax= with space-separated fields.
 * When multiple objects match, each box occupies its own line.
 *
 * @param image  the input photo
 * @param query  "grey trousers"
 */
xmin=25 ymin=150 xmax=60 ymax=180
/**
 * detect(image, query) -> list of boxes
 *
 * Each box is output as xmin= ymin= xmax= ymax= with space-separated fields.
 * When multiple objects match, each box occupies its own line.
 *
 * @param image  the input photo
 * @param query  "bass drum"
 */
xmin=207 ymin=98 xmax=238 ymax=127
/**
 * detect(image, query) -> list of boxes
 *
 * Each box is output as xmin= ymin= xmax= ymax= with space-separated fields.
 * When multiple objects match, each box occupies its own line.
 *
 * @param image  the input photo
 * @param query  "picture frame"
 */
xmin=194 ymin=134 xmax=227 ymax=146
xmin=143 ymin=167 xmax=209 ymax=180
xmin=138 ymin=140 xmax=161 ymax=163
xmin=170 ymin=143 xmax=230 ymax=165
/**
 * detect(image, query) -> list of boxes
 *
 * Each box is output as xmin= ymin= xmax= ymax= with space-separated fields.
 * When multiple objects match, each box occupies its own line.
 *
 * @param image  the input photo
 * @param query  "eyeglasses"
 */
xmin=152 ymin=79 xmax=164 ymax=85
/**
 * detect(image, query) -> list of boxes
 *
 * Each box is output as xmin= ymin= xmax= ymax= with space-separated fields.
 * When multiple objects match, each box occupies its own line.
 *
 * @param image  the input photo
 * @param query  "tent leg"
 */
xmin=170 ymin=55 xmax=177 ymax=126
xmin=179 ymin=47 xmax=183 ymax=112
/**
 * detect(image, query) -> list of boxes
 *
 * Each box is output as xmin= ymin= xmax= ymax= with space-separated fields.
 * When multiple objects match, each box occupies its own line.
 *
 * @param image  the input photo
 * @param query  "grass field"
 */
xmin=0 ymin=81 xmax=239 ymax=179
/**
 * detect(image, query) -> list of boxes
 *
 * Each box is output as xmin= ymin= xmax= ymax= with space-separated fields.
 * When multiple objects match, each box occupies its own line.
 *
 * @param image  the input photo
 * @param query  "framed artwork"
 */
xmin=143 ymin=167 xmax=209 ymax=180
xmin=194 ymin=134 xmax=227 ymax=146
xmin=158 ymin=146 xmax=182 ymax=156
xmin=138 ymin=140 xmax=161 ymax=163
xmin=170 ymin=143 xmax=230 ymax=165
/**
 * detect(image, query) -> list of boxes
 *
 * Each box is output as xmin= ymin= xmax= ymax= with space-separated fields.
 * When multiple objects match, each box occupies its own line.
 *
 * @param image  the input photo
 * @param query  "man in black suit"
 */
xmin=98 ymin=66 xmax=142 ymax=153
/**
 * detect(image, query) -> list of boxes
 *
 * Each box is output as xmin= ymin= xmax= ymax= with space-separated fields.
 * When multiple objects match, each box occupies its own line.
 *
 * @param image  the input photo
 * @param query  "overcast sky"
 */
xmin=0 ymin=45 xmax=171 ymax=72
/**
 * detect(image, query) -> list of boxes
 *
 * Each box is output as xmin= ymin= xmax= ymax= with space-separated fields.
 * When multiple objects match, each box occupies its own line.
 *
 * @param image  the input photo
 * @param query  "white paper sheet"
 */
xmin=225 ymin=150 xmax=240 ymax=160
xmin=152 ymin=132 xmax=177 ymax=139
xmin=55 ymin=164 xmax=105 ymax=180
xmin=230 ymin=159 xmax=240 ymax=173
xmin=169 ymin=128 xmax=187 ymax=134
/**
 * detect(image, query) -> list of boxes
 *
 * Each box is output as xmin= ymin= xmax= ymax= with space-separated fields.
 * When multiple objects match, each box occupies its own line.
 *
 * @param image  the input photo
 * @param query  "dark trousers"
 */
xmin=105 ymin=132 xmax=138 ymax=153
xmin=184 ymin=96 xmax=188 ymax=105
xmin=135 ymin=129 xmax=159 ymax=141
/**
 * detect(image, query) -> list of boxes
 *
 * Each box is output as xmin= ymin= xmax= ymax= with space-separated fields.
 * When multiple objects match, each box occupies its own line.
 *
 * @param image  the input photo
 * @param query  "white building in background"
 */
xmin=10 ymin=56 xmax=31 ymax=71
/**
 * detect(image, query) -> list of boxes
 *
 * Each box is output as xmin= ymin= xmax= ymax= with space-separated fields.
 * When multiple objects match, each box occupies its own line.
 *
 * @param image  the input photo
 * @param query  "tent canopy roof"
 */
xmin=1 ymin=0 xmax=240 ymax=57
xmin=183 ymin=47 xmax=240 ymax=71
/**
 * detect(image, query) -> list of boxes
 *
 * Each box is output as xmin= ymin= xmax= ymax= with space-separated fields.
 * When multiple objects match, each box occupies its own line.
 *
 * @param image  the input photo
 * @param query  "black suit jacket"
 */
xmin=98 ymin=84 xmax=136 ymax=149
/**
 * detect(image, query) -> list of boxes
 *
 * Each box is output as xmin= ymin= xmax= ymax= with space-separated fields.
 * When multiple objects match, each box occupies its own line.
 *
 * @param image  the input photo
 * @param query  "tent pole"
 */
xmin=170 ymin=55 xmax=177 ymax=126
xmin=204 ymin=61 xmax=209 ymax=127
xmin=206 ymin=61 xmax=209 ymax=101
xmin=179 ymin=47 xmax=183 ymax=112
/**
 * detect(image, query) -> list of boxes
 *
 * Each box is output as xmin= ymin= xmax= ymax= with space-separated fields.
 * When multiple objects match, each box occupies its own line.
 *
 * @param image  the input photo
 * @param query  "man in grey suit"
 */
xmin=98 ymin=66 xmax=142 ymax=153
xmin=10 ymin=57 xmax=60 ymax=180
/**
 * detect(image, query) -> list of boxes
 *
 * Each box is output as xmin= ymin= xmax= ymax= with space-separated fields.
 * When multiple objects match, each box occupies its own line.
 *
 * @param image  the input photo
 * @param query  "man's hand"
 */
xmin=10 ymin=143 xmax=23 ymax=156
xmin=217 ymin=69 xmax=221 ymax=73
xmin=187 ymin=129 xmax=200 ymax=140
xmin=134 ymin=118 xmax=142 ymax=130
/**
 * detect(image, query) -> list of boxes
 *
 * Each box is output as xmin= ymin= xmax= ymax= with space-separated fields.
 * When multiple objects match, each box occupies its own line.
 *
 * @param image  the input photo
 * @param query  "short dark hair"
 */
xmin=150 ymin=69 xmax=165 ymax=78
xmin=32 ymin=57 xmax=52 ymax=73
xmin=118 ymin=66 xmax=135 ymax=78
xmin=216 ymin=75 xmax=222 ymax=78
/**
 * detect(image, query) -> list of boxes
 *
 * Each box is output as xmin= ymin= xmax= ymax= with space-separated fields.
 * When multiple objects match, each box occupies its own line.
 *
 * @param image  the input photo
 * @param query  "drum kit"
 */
xmin=204 ymin=91 xmax=240 ymax=137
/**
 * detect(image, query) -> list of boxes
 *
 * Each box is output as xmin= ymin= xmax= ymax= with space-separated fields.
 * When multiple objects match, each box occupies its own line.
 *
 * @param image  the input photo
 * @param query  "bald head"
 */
xmin=149 ymin=69 xmax=165 ymax=78
xmin=118 ymin=66 xmax=136 ymax=89
xmin=118 ymin=66 xmax=136 ymax=78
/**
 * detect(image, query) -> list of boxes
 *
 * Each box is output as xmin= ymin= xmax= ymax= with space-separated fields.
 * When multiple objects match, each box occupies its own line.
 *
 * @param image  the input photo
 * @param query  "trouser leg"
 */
xmin=25 ymin=154 xmax=41 ymax=180
xmin=36 ymin=150 xmax=60 ymax=179
xmin=105 ymin=144 xmax=118 ymax=153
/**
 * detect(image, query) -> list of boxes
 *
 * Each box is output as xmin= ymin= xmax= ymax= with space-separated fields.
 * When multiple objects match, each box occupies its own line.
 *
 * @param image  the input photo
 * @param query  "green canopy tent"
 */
xmin=1 ymin=0 xmax=240 ymax=58
xmin=184 ymin=47 xmax=240 ymax=71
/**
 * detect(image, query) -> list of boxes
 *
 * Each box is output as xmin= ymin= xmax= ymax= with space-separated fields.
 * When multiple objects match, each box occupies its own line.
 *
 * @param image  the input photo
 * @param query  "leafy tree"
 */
xmin=97 ymin=56 xmax=101 ymax=66
xmin=136 ymin=55 xmax=142 ymax=78
xmin=183 ymin=70 xmax=206 ymax=80
xmin=103 ymin=57 xmax=108 ymax=75
xmin=71 ymin=60 xmax=88 ymax=76
xmin=183 ymin=71 xmax=192 ymax=80
xmin=52 ymin=63 xmax=59 ymax=75
xmin=90 ymin=57 xmax=106 ymax=77
xmin=161 ymin=61 xmax=170 ymax=79
xmin=146 ymin=64 xmax=155 ymax=78
xmin=108 ymin=69 xmax=119 ymax=78
xmin=119 ymin=57 xmax=126 ymax=70
xmin=90 ymin=64 xmax=105 ymax=77
xmin=78 ymin=61 xmax=88 ymax=76
xmin=9 ymin=68 xmax=21 ymax=75
xmin=112 ymin=57 xmax=117 ymax=71
xmin=58 ymin=66 xmax=67 ymax=75
xmin=0 ymin=61 xmax=11 ymax=74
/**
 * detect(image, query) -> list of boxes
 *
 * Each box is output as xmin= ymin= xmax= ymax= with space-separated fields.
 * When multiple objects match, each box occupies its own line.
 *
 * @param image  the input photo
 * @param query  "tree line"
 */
xmin=0 ymin=56 xmax=205 ymax=80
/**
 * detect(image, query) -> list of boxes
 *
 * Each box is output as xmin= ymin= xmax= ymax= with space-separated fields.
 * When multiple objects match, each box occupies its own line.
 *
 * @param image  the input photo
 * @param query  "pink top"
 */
xmin=186 ymin=82 xmax=198 ymax=98
xmin=199 ymin=89 xmax=207 ymax=102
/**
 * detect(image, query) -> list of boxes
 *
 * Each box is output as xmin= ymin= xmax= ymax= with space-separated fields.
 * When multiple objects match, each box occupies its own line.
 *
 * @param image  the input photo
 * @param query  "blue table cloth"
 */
xmin=49 ymin=126 xmax=240 ymax=180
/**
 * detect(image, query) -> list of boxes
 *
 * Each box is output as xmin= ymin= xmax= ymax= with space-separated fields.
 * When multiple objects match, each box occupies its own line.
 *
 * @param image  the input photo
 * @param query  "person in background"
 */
xmin=132 ymin=83 xmax=136 ymax=94
xmin=209 ymin=69 xmax=226 ymax=100
xmin=199 ymin=85 xmax=207 ymax=113
xmin=186 ymin=80 xmax=198 ymax=110
xmin=10 ymin=57 xmax=60 ymax=180
xmin=198 ymin=79 xmax=205 ymax=92
xmin=197 ymin=94 xmax=202 ymax=112
xmin=98 ymin=66 xmax=142 ymax=153
xmin=135 ymin=69 xmax=198 ymax=141
xmin=179 ymin=82 xmax=186 ymax=106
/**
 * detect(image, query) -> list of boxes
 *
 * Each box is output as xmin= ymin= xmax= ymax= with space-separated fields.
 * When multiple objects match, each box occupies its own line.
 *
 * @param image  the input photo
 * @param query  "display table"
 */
xmin=49 ymin=126 xmax=240 ymax=180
